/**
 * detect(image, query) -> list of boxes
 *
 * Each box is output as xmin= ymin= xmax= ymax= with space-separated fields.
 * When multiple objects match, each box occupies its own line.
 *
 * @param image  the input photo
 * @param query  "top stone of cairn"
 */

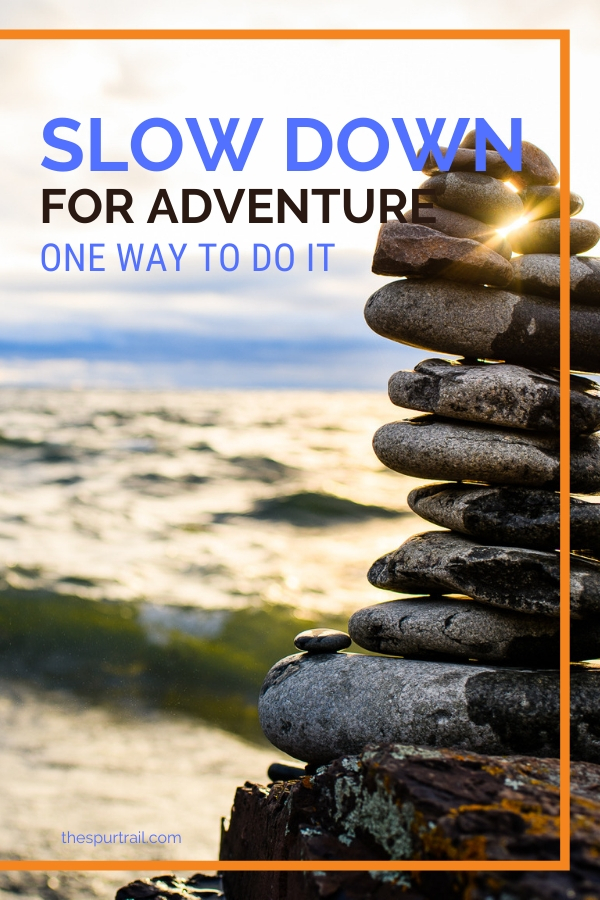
xmin=458 ymin=131 xmax=560 ymax=189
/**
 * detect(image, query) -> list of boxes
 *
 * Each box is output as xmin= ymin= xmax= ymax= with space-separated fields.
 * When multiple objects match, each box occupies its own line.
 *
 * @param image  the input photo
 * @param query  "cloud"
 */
xmin=0 ymin=3 xmax=594 ymax=388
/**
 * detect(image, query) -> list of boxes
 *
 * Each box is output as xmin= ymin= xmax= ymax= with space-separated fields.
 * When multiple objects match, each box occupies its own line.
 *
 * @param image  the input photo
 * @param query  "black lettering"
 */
xmin=379 ymin=189 xmax=407 ymax=223
xmin=106 ymin=189 xmax=133 ymax=223
xmin=411 ymin=188 xmax=437 ymax=224
xmin=68 ymin=189 xmax=102 ymax=224
xmin=277 ymin=189 xmax=307 ymax=223
xmin=147 ymin=189 xmax=178 ymax=223
xmin=344 ymin=188 xmax=374 ymax=223
xmin=42 ymin=188 xmax=66 ymax=223
xmin=182 ymin=189 xmax=212 ymax=223
xmin=213 ymin=189 xmax=245 ymax=224
xmin=311 ymin=189 xmax=340 ymax=223
xmin=249 ymin=189 xmax=273 ymax=224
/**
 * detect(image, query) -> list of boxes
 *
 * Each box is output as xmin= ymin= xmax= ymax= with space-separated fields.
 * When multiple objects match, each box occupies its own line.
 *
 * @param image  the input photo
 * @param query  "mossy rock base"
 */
xmin=218 ymin=743 xmax=600 ymax=900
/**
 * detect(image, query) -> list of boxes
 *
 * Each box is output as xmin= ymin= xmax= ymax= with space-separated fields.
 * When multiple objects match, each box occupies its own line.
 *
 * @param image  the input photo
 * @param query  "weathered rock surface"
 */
xmin=454 ymin=136 xmax=559 ymax=192
xmin=367 ymin=530 xmax=600 ymax=618
xmin=457 ymin=135 xmax=560 ymax=189
xmin=510 ymin=218 xmax=600 ymax=255
xmin=293 ymin=627 xmax=351 ymax=653
xmin=387 ymin=358 xmax=600 ymax=433
xmin=508 ymin=253 xmax=600 ymax=304
xmin=459 ymin=129 xmax=495 ymax=150
xmin=115 ymin=874 xmax=224 ymax=899
xmin=407 ymin=483 xmax=600 ymax=555
xmin=371 ymin=222 xmax=513 ymax=286
xmin=350 ymin=596 xmax=600 ymax=664
xmin=507 ymin=140 xmax=560 ymax=190
xmin=348 ymin=596 xmax=564 ymax=665
xmin=364 ymin=277 xmax=600 ymax=373
xmin=373 ymin=416 xmax=600 ymax=493
xmin=220 ymin=746 xmax=600 ymax=899
xmin=421 ymin=146 xmax=513 ymax=180
xmin=520 ymin=184 xmax=584 ymax=220
xmin=258 ymin=651 xmax=599 ymax=762
xmin=420 ymin=172 xmax=524 ymax=226
xmin=405 ymin=206 xmax=512 ymax=259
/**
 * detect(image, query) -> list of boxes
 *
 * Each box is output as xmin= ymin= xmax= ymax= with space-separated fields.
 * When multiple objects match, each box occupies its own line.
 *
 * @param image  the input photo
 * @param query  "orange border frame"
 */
xmin=0 ymin=28 xmax=570 ymax=875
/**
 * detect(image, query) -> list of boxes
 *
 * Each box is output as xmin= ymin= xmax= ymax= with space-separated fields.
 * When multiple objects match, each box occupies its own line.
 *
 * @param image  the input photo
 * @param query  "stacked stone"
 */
xmin=258 ymin=135 xmax=600 ymax=768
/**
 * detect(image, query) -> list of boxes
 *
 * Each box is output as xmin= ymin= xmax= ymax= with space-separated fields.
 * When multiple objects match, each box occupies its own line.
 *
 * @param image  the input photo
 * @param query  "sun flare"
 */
xmin=497 ymin=215 xmax=530 ymax=237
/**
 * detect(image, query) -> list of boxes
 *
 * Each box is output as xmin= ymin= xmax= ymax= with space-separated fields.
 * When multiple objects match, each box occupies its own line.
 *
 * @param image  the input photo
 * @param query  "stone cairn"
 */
xmin=258 ymin=133 xmax=600 ymax=768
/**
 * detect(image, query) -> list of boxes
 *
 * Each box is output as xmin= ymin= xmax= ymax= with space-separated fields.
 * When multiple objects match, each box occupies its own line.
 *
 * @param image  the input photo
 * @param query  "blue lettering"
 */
xmin=475 ymin=117 xmax=522 ymax=171
xmin=146 ymin=244 xmax=167 ymax=271
xmin=337 ymin=118 xmax=389 ymax=172
xmin=131 ymin=119 xmax=183 ymax=171
xmin=220 ymin=244 xmax=239 ymax=271
xmin=41 ymin=243 xmax=60 ymax=271
xmin=65 ymin=243 xmax=84 ymax=271
xmin=90 ymin=243 xmax=105 ymax=272
xmin=117 ymin=244 xmax=144 ymax=271
xmin=253 ymin=243 xmax=270 ymax=271
xmin=392 ymin=118 xmax=469 ymax=171
xmin=168 ymin=243 xmax=187 ymax=271
xmin=90 ymin=118 xmax=128 ymax=171
xmin=275 ymin=243 xmax=294 ymax=271
xmin=41 ymin=118 xmax=83 ymax=171
xmin=186 ymin=118 xmax=262 ymax=171
xmin=287 ymin=118 xmax=332 ymax=171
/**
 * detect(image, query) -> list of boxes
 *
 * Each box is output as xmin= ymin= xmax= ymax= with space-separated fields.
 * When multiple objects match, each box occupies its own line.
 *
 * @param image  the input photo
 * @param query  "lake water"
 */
xmin=0 ymin=388 xmax=422 ymax=613
xmin=0 ymin=388 xmax=427 ymax=878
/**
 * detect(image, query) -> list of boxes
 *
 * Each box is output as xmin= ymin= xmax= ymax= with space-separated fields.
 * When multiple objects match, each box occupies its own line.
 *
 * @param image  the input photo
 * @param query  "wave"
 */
xmin=0 ymin=587 xmax=363 ymax=743
xmin=226 ymin=455 xmax=296 ymax=483
xmin=242 ymin=491 xmax=407 ymax=527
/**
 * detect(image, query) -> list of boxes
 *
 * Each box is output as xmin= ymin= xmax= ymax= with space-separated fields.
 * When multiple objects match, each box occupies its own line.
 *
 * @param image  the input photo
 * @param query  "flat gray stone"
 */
xmin=407 ymin=483 xmax=600 ymax=556
xmin=520 ymin=185 xmax=584 ymax=220
xmin=367 ymin=530 xmax=600 ymax=618
xmin=405 ymin=206 xmax=512 ymax=259
xmin=373 ymin=415 xmax=600 ymax=493
xmin=258 ymin=652 xmax=599 ymax=763
xmin=348 ymin=596 xmax=600 ymax=664
xmin=371 ymin=222 xmax=512 ymax=286
xmin=364 ymin=277 xmax=600 ymax=374
xmin=387 ymin=358 xmax=600 ymax=433
xmin=420 ymin=172 xmax=524 ymax=226
xmin=294 ymin=628 xmax=351 ymax=653
xmin=421 ymin=147 xmax=513 ymax=180
xmin=508 ymin=254 xmax=600 ymax=304
xmin=510 ymin=218 xmax=600 ymax=255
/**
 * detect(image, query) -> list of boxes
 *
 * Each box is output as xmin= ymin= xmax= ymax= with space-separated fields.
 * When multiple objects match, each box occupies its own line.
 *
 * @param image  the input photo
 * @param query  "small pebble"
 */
xmin=294 ymin=628 xmax=351 ymax=653
xmin=267 ymin=762 xmax=306 ymax=782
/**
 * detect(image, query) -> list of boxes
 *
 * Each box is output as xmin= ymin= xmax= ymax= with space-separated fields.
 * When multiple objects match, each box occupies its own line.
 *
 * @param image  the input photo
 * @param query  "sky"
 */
xmin=0 ymin=1 xmax=596 ymax=388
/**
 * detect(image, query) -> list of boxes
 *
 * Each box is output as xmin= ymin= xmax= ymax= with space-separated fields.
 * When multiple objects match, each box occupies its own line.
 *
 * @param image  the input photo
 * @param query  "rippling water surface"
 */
xmin=0 ymin=388 xmax=426 ymax=869
xmin=0 ymin=388 xmax=421 ymax=612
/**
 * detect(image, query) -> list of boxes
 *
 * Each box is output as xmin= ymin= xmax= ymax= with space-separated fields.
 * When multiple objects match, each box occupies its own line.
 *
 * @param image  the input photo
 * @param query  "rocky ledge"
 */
xmin=218 ymin=743 xmax=600 ymax=900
